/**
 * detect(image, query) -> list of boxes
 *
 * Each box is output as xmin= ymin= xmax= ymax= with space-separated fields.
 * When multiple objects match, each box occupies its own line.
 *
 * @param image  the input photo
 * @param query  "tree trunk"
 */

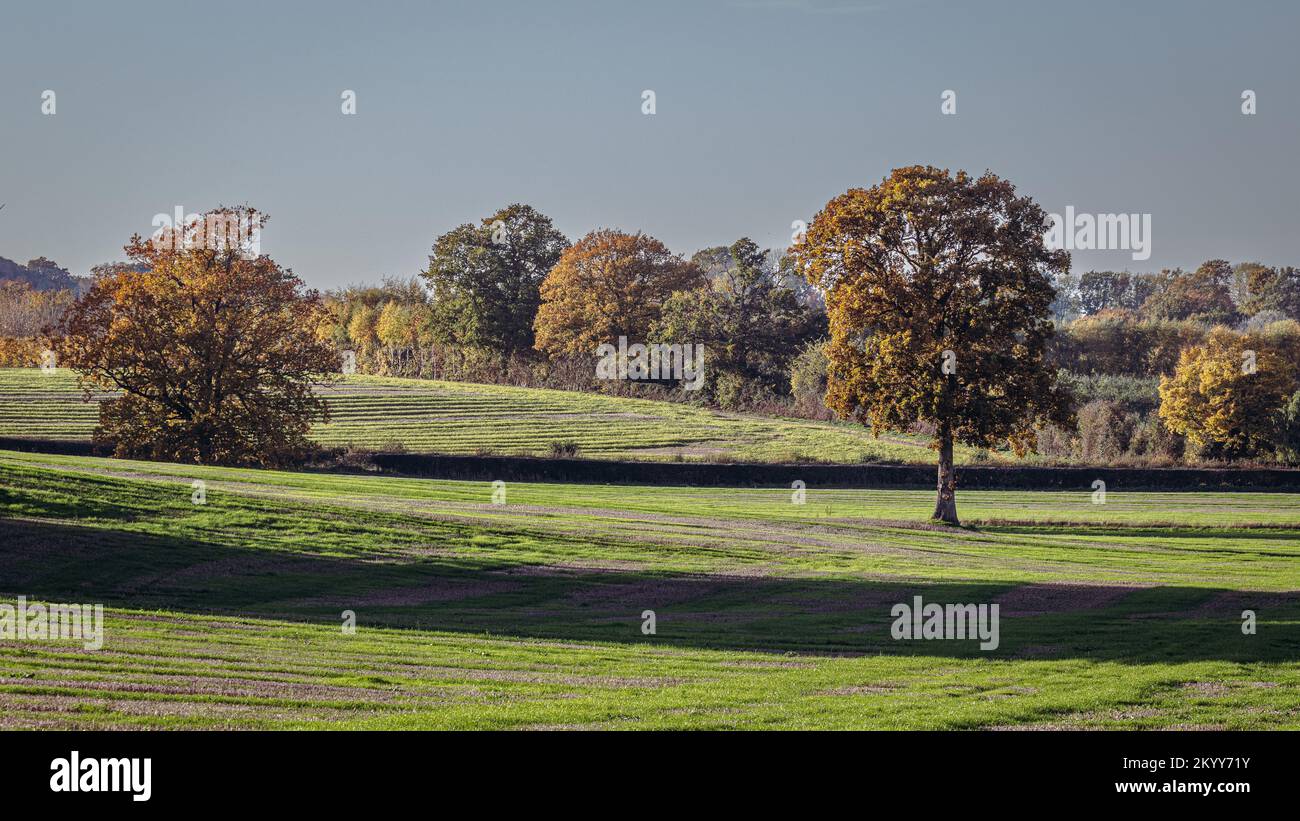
xmin=932 ymin=427 xmax=959 ymax=525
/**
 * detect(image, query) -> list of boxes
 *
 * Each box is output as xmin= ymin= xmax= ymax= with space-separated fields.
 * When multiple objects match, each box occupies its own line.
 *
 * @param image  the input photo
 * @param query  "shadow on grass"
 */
xmin=978 ymin=523 xmax=1300 ymax=542
xmin=2 ymin=517 xmax=1296 ymax=663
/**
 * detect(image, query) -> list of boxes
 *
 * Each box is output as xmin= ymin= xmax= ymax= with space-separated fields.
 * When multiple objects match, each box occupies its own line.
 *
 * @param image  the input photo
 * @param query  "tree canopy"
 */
xmin=1242 ymin=264 xmax=1300 ymax=319
xmin=55 ymin=207 xmax=339 ymax=465
xmin=652 ymin=237 xmax=824 ymax=404
xmin=1158 ymin=326 xmax=1298 ymax=460
xmin=423 ymin=204 xmax=569 ymax=360
xmin=534 ymin=229 xmax=703 ymax=357
xmin=794 ymin=166 xmax=1073 ymax=523
xmin=1141 ymin=260 xmax=1241 ymax=325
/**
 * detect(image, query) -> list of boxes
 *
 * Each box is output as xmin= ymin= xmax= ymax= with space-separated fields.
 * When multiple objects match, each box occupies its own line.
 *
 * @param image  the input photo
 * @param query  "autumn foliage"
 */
xmin=9 ymin=188 xmax=1298 ymax=471
xmin=794 ymin=166 xmax=1073 ymax=523
xmin=1158 ymin=326 xmax=1298 ymax=459
xmin=533 ymin=229 xmax=703 ymax=357
xmin=54 ymin=207 xmax=339 ymax=465
xmin=0 ymin=281 xmax=74 ymax=365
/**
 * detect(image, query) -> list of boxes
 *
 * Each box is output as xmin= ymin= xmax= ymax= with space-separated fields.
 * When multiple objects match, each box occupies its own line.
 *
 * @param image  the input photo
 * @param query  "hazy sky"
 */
xmin=1 ymin=0 xmax=1297 ymax=289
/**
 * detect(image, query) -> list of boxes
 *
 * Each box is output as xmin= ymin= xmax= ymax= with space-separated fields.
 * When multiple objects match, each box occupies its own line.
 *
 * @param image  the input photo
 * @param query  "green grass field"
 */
xmin=1 ymin=448 xmax=1297 ymax=729
xmin=0 ymin=367 xmax=988 ymax=464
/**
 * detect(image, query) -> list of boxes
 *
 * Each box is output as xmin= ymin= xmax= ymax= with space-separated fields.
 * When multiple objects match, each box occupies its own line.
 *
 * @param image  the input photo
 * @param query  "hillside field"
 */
xmin=1 ymin=448 xmax=1297 ymax=729
xmin=0 ymin=367 xmax=993 ymax=464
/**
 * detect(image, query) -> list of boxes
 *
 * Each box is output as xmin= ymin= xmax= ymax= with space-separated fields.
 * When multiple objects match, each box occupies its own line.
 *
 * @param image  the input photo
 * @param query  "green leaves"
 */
xmin=423 ymin=204 xmax=569 ymax=359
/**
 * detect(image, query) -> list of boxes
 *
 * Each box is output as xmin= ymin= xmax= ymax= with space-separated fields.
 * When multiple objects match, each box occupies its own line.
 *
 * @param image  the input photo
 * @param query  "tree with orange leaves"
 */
xmin=533 ymin=229 xmax=703 ymax=358
xmin=54 ymin=207 xmax=339 ymax=465
xmin=793 ymin=167 xmax=1073 ymax=525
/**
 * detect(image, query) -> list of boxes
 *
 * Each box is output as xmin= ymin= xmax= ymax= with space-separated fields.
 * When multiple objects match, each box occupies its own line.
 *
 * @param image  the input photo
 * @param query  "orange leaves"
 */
xmin=534 ymin=229 xmax=703 ymax=358
xmin=796 ymin=166 xmax=1072 ymax=449
xmin=53 ymin=207 xmax=339 ymax=465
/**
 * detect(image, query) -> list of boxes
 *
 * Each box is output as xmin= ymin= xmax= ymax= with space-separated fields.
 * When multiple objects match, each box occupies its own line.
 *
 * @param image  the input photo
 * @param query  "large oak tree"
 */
xmin=793 ymin=166 xmax=1073 ymax=524
xmin=54 ymin=207 xmax=339 ymax=465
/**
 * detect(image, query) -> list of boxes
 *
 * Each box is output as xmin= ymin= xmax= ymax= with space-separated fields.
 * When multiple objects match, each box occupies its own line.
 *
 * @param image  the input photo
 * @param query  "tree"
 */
xmin=346 ymin=304 xmax=379 ymax=352
xmin=0 ymin=255 xmax=81 ymax=292
xmin=789 ymin=339 xmax=831 ymax=418
xmin=1059 ymin=311 xmax=1205 ymax=376
xmin=689 ymin=246 xmax=734 ymax=279
xmin=1242 ymin=264 xmax=1300 ymax=319
xmin=793 ymin=166 xmax=1073 ymax=524
xmin=54 ymin=207 xmax=339 ymax=465
xmin=0 ymin=280 xmax=74 ymax=338
xmin=773 ymin=251 xmax=826 ymax=312
xmin=1047 ymin=271 xmax=1081 ymax=322
xmin=1076 ymin=399 xmax=1129 ymax=461
xmin=1231 ymin=261 xmax=1266 ymax=309
xmin=651 ymin=237 xmax=824 ymax=404
xmin=1279 ymin=390 xmax=1300 ymax=465
xmin=1077 ymin=270 xmax=1132 ymax=316
xmin=534 ymin=229 xmax=703 ymax=357
xmin=423 ymin=204 xmax=569 ymax=362
xmin=375 ymin=300 xmax=416 ymax=348
xmin=1141 ymin=260 xmax=1241 ymax=325
xmin=1158 ymin=326 xmax=1298 ymax=460
xmin=1128 ymin=272 xmax=1163 ymax=312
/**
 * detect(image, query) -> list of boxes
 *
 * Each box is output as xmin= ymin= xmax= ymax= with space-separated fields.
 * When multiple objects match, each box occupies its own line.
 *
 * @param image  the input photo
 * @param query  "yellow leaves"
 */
xmin=375 ymin=301 xmax=415 ymax=348
xmin=799 ymin=166 xmax=1068 ymax=451
xmin=1158 ymin=326 xmax=1298 ymax=456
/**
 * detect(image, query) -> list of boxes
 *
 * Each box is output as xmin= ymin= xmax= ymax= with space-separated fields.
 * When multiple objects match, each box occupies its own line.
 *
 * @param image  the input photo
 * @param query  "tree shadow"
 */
xmin=981 ymin=523 xmax=1300 ymax=544
xmin=2 ymin=517 xmax=1295 ymax=664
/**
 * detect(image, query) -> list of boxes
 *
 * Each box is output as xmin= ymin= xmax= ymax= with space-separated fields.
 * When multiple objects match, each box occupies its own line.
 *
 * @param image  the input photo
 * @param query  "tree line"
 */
xmin=309 ymin=201 xmax=1300 ymax=473
xmin=314 ymin=205 xmax=825 ymax=411
xmin=1 ymin=169 xmax=1298 ymax=523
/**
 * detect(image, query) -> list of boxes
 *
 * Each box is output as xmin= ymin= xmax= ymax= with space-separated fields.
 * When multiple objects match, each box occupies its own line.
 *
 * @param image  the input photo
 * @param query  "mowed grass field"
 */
xmin=0 ymin=367 xmax=987 ymax=464
xmin=1 ymin=447 xmax=1298 ymax=729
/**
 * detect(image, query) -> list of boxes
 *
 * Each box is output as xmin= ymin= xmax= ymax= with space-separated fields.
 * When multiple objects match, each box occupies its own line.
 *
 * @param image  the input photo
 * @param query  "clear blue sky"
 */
xmin=1 ymin=0 xmax=1297 ymax=289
